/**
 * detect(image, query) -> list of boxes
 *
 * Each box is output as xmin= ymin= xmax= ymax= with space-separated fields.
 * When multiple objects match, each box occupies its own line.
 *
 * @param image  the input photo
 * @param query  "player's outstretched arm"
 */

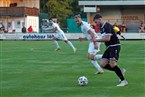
xmin=78 ymin=37 xmax=86 ymax=42
xmin=52 ymin=27 xmax=58 ymax=33
xmin=93 ymin=34 xmax=111 ymax=42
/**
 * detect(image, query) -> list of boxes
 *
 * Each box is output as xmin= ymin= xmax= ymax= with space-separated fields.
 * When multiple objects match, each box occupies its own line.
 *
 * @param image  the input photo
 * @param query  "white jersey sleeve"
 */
xmin=81 ymin=23 xmax=90 ymax=33
xmin=52 ymin=23 xmax=64 ymax=34
xmin=81 ymin=21 xmax=99 ymax=41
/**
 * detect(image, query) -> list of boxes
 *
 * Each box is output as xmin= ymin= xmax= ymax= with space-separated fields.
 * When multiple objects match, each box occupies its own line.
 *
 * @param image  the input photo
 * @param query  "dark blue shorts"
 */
xmin=102 ymin=45 xmax=120 ymax=61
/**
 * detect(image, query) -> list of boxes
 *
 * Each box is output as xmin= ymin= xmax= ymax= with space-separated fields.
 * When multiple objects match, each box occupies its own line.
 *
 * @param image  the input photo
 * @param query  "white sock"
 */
xmin=91 ymin=60 xmax=103 ymax=71
xmin=52 ymin=40 xmax=60 ymax=48
xmin=94 ymin=54 xmax=103 ymax=60
xmin=67 ymin=41 xmax=75 ymax=49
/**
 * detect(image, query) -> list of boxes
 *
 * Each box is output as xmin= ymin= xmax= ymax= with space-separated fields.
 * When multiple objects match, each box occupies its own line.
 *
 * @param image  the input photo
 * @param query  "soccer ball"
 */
xmin=78 ymin=76 xmax=88 ymax=86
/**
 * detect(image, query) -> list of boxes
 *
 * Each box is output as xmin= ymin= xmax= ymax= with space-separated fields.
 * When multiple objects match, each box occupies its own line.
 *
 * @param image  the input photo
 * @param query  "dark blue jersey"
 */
xmin=100 ymin=22 xmax=120 ymax=47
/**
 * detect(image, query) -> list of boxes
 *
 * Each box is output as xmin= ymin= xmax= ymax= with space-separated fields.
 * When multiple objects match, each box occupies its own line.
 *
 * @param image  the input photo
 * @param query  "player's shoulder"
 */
xmin=83 ymin=21 xmax=90 ymax=25
xmin=82 ymin=21 xmax=91 ymax=28
xmin=104 ymin=22 xmax=112 ymax=27
xmin=82 ymin=21 xmax=87 ymax=25
xmin=103 ymin=22 xmax=113 ymax=30
xmin=53 ymin=22 xmax=57 ymax=26
xmin=52 ymin=22 xmax=59 ymax=27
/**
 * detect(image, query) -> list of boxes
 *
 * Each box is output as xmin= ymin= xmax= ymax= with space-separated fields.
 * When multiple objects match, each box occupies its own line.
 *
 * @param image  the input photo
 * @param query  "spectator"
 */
xmin=22 ymin=25 xmax=26 ymax=33
xmin=0 ymin=23 xmax=6 ymax=33
xmin=113 ymin=23 xmax=122 ymax=32
xmin=113 ymin=25 xmax=125 ymax=39
xmin=0 ymin=23 xmax=2 ymax=28
xmin=138 ymin=22 xmax=145 ymax=33
xmin=0 ymin=23 xmax=5 ymax=31
xmin=113 ymin=22 xmax=118 ymax=27
xmin=28 ymin=26 xmax=33 ymax=33
xmin=121 ymin=21 xmax=127 ymax=32
xmin=12 ymin=29 xmax=16 ymax=33
xmin=0 ymin=23 xmax=2 ymax=33
xmin=4 ymin=29 xmax=8 ymax=33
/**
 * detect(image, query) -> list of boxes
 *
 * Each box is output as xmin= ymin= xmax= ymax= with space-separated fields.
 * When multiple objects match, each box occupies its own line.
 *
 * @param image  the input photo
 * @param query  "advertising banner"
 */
xmin=0 ymin=33 xmax=144 ymax=40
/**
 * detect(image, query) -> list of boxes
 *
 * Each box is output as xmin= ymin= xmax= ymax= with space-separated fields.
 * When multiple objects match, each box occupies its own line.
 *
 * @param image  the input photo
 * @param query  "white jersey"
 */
xmin=80 ymin=21 xmax=101 ymax=54
xmin=80 ymin=21 xmax=100 ymax=42
xmin=51 ymin=22 xmax=67 ymax=40
xmin=52 ymin=22 xmax=64 ymax=34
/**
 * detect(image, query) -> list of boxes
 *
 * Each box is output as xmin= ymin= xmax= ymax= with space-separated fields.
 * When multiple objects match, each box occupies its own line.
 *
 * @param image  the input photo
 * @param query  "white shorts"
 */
xmin=53 ymin=33 xmax=68 ymax=40
xmin=88 ymin=42 xmax=101 ymax=55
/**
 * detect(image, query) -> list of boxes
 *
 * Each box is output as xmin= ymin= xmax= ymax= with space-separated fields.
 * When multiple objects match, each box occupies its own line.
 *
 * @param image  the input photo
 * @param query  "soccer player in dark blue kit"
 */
xmin=93 ymin=13 xmax=128 ymax=87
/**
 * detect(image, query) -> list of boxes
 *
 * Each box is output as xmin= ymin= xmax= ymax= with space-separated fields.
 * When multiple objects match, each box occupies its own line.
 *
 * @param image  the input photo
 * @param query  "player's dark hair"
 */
xmin=49 ymin=18 xmax=53 ymax=21
xmin=93 ymin=13 xmax=102 ymax=20
xmin=74 ymin=14 xmax=81 ymax=18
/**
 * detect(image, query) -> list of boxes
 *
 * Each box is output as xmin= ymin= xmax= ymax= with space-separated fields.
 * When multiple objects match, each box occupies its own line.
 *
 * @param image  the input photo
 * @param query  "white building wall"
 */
xmin=0 ymin=16 xmax=39 ymax=33
xmin=17 ymin=0 xmax=39 ymax=8
xmin=0 ymin=17 xmax=24 ymax=32
xmin=8 ymin=17 xmax=24 ymax=32
xmin=26 ymin=16 xmax=39 ymax=32
xmin=100 ymin=8 xmax=122 ymax=24
xmin=0 ymin=0 xmax=39 ymax=8
xmin=0 ymin=0 xmax=39 ymax=33
xmin=0 ymin=0 xmax=10 ymax=7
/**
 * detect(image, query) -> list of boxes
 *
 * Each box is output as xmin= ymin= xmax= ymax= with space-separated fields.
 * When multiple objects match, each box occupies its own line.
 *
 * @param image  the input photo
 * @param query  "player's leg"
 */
xmin=61 ymin=34 xmax=77 ymax=53
xmin=99 ymin=47 xmax=114 ymax=70
xmin=94 ymin=54 xmax=103 ymax=60
xmin=89 ymin=54 xmax=104 ymax=74
xmin=88 ymin=42 xmax=103 ymax=74
xmin=109 ymin=60 xmax=128 ymax=86
xmin=52 ymin=35 xmax=60 ymax=51
xmin=100 ymin=47 xmax=125 ymax=72
xmin=109 ymin=46 xmax=128 ymax=86
xmin=109 ymin=60 xmax=125 ymax=80
xmin=64 ymin=40 xmax=77 ymax=53
xmin=94 ymin=42 xmax=103 ymax=60
xmin=100 ymin=55 xmax=128 ymax=86
xmin=64 ymin=40 xmax=76 ymax=49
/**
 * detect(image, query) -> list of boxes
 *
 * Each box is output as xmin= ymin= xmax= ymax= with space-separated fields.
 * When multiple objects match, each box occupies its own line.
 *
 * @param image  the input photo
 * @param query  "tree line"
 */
xmin=40 ymin=0 xmax=86 ymax=27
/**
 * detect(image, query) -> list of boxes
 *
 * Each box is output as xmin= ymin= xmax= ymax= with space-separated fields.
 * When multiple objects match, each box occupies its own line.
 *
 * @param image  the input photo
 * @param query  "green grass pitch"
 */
xmin=0 ymin=40 xmax=145 ymax=97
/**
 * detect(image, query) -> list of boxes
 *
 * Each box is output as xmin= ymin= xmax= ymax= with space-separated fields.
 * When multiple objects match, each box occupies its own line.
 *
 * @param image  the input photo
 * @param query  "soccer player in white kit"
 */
xmin=49 ymin=18 xmax=77 ymax=53
xmin=74 ymin=15 xmax=103 ymax=74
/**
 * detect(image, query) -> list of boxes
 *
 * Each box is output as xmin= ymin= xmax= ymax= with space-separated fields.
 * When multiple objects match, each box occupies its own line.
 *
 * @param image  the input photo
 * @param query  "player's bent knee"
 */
xmin=88 ymin=56 xmax=92 ymax=60
xmin=52 ymin=37 xmax=57 ymax=40
xmin=100 ymin=62 xmax=105 ymax=67
xmin=100 ymin=60 xmax=108 ymax=67
xmin=88 ymin=54 xmax=95 ymax=60
xmin=64 ymin=40 xmax=68 ymax=43
xmin=109 ymin=60 xmax=117 ymax=68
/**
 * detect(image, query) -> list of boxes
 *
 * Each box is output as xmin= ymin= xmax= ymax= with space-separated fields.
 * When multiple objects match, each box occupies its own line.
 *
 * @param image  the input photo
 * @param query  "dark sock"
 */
xmin=103 ymin=64 xmax=114 ymax=71
xmin=112 ymin=66 xmax=125 ymax=81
